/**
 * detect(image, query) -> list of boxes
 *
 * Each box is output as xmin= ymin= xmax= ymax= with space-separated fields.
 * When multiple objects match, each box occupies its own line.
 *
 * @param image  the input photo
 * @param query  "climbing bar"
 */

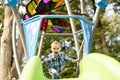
xmin=41 ymin=30 xmax=82 ymax=36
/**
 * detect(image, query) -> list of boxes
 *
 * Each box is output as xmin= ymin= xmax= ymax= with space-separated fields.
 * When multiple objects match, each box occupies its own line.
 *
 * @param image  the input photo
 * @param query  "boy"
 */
xmin=42 ymin=41 xmax=79 ymax=79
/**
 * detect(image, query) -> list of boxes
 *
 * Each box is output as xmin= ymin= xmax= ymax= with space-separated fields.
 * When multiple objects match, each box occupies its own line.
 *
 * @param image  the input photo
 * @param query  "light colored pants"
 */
xmin=49 ymin=68 xmax=60 ymax=79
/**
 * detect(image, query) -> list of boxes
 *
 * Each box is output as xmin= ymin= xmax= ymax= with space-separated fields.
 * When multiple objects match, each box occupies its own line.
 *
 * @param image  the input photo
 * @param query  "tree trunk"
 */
xmin=0 ymin=5 xmax=24 ymax=80
xmin=0 ymin=5 xmax=13 ymax=80
xmin=100 ymin=34 xmax=109 ymax=54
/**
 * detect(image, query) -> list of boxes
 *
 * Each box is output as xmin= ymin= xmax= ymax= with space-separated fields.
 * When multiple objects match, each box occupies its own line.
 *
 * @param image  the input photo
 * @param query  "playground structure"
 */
xmin=11 ymin=0 xmax=93 ymax=78
xmin=4 ymin=0 xmax=120 ymax=80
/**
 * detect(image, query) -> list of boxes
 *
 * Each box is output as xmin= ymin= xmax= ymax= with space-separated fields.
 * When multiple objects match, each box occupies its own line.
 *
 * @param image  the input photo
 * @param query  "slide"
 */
xmin=79 ymin=53 xmax=120 ymax=80
xmin=20 ymin=53 xmax=120 ymax=80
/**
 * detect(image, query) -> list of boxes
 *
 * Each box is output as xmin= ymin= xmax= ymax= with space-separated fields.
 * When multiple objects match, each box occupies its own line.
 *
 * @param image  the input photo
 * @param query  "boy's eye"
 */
xmin=57 ymin=48 xmax=59 ymax=50
xmin=53 ymin=48 xmax=56 ymax=50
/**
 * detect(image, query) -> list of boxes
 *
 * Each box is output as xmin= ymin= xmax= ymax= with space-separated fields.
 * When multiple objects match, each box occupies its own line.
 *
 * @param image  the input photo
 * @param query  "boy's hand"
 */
xmin=73 ymin=59 xmax=79 ymax=63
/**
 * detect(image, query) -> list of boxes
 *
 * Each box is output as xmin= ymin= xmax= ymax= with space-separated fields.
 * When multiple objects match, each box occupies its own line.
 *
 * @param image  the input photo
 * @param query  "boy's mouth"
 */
xmin=54 ymin=52 xmax=58 ymax=54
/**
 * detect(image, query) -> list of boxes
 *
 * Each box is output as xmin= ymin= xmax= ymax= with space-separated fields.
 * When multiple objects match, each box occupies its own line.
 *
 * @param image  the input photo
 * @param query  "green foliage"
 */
xmin=40 ymin=35 xmax=79 ymax=78
xmin=0 ymin=2 xmax=4 ymax=36
xmin=91 ymin=12 xmax=120 ymax=61
xmin=39 ymin=18 xmax=82 ymax=79
xmin=0 ymin=28 xmax=3 ymax=36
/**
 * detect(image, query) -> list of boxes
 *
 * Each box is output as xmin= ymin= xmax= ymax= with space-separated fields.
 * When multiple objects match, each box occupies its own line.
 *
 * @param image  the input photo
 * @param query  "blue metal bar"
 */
xmin=23 ymin=15 xmax=93 ymax=25
xmin=4 ymin=0 xmax=19 ymax=7
xmin=22 ymin=15 xmax=93 ymax=56
xmin=23 ymin=16 xmax=41 ymax=25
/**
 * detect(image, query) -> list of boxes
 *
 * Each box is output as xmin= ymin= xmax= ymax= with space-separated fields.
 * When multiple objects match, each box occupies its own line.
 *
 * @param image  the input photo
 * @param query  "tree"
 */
xmin=0 ymin=5 xmax=13 ymax=80
xmin=91 ymin=1 xmax=120 ymax=59
xmin=93 ymin=13 xmax=120 ymax=56
xmin=0 ymin=4 xmax=24 ymax=80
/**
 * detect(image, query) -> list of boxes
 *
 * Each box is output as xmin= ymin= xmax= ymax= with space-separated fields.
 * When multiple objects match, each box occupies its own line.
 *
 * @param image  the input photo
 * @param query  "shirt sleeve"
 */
xmin=42 ymin=55 xmax=51 ymax=65
xmin=63 ymin=53 xmax=74 ymax=62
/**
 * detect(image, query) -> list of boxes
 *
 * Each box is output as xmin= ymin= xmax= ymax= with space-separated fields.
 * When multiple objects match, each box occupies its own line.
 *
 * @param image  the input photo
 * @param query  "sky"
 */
xmin=106 ymin=3 xmax=115 ymax=15
xmin=106 ymin=3 xmax=120 ymax=16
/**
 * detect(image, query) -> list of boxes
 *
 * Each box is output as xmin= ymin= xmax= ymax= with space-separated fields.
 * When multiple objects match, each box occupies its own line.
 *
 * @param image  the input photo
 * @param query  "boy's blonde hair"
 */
xmin=51 ymin=41 xmax=61 ymax=47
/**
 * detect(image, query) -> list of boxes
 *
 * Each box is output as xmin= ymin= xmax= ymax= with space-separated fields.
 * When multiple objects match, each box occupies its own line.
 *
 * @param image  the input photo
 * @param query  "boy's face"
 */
xmin=51 ymin=44 xmax=61 ymax=53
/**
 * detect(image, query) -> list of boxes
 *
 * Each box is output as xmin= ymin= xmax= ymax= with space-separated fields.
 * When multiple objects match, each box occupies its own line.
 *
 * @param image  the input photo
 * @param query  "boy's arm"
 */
xmin=64 ymin=54 xmax=79 ymax=63
xmin=73 ymin=59 xmax=79 ymax=63
xmin=64 ymin=54 xmax=74 ymax=62
xmin=42 ymin=56 xmax=51 ymax=65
